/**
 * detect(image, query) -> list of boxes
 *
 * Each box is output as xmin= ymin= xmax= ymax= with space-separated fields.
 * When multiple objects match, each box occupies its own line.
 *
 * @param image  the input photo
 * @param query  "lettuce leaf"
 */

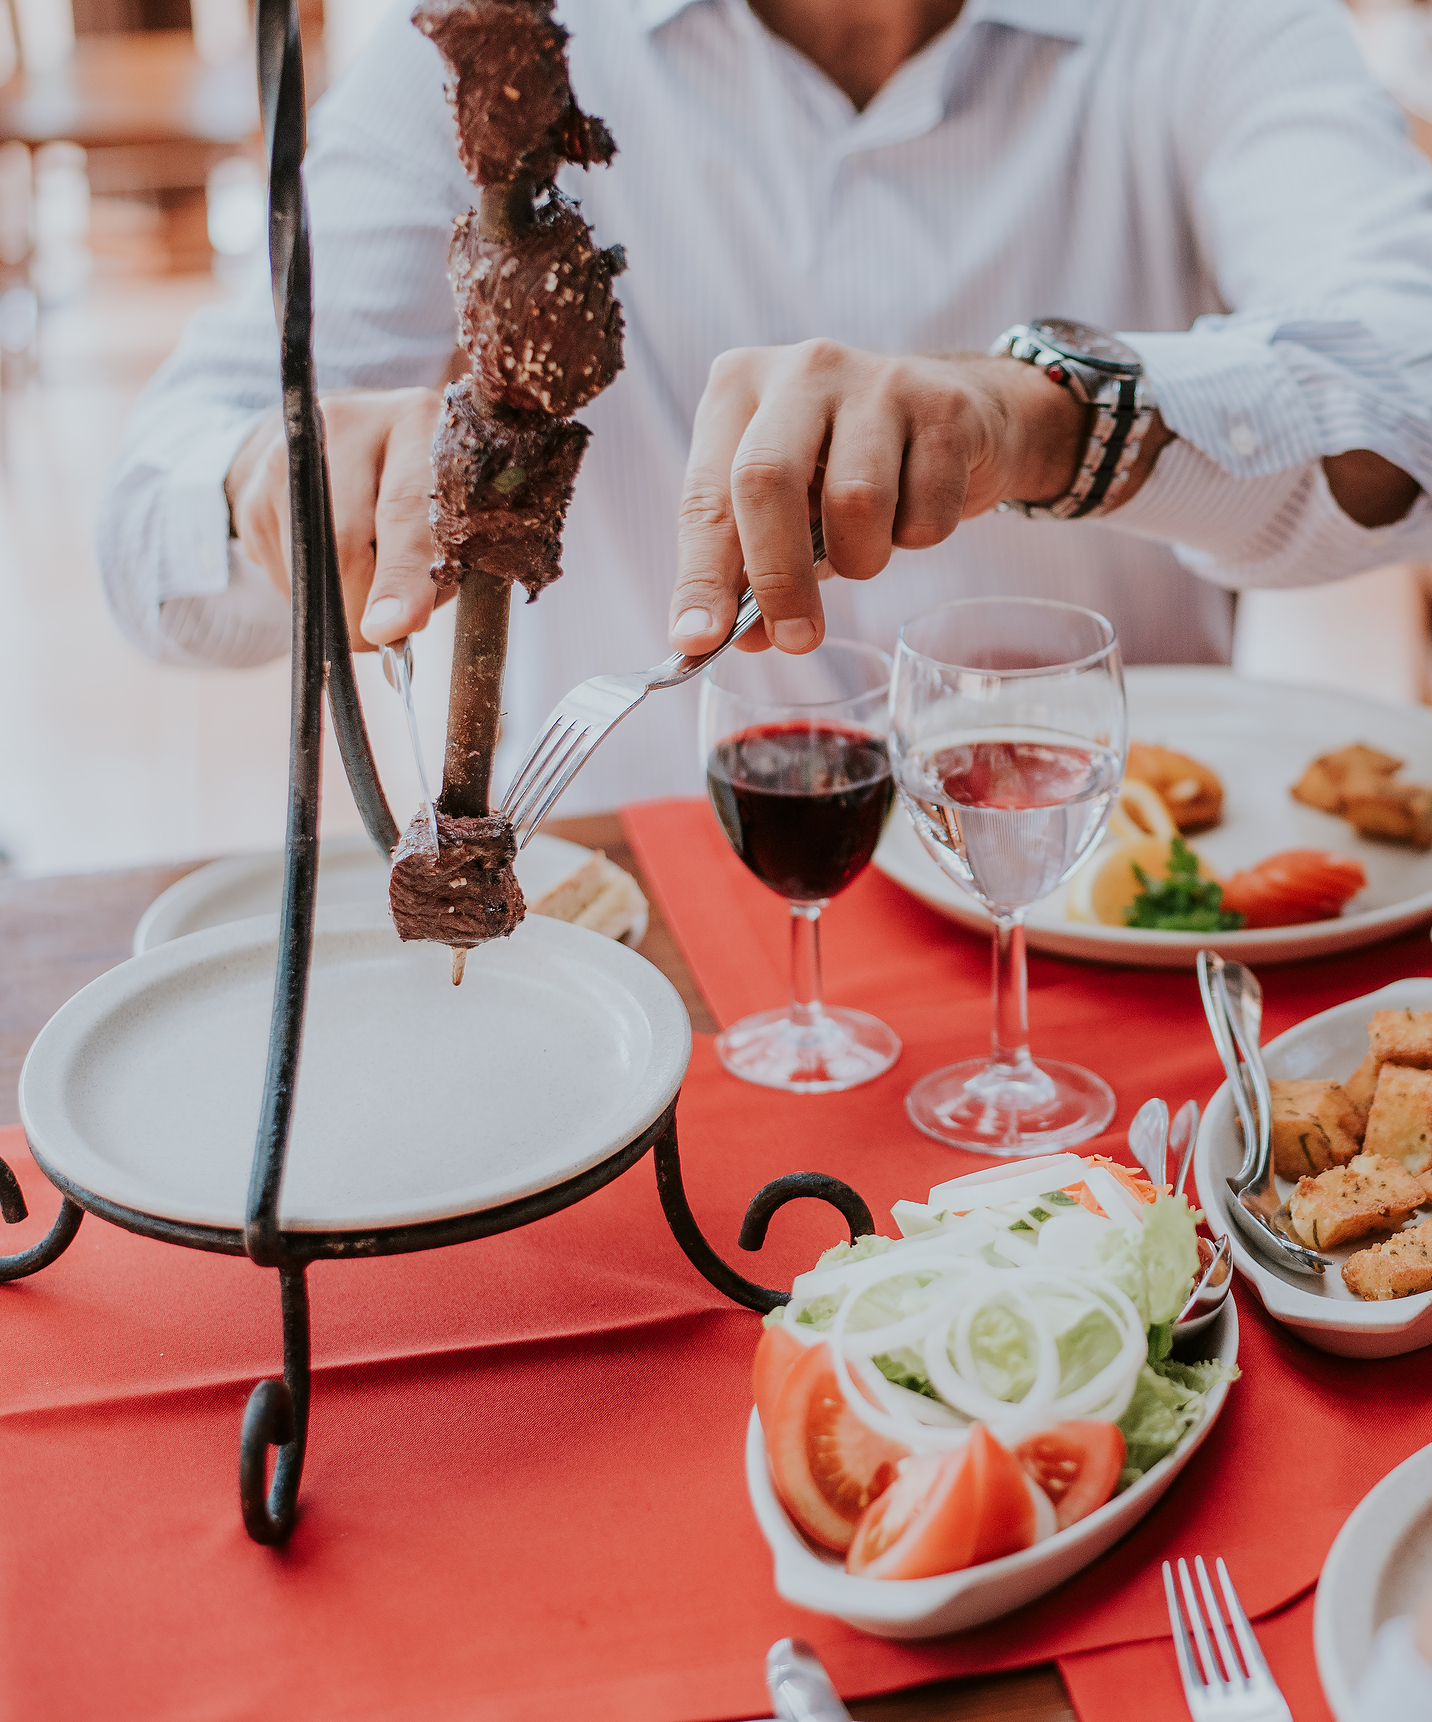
xmin=1095 ymin=1193 xmax=1202 ymax=1333
xmin=1116 ymin=1353 xmax=1240 ymax=1487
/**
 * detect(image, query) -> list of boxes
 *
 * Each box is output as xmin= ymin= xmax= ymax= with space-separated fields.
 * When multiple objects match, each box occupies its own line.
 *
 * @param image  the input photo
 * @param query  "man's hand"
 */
xmin=225 ymin=387 xmax=446 ymax=650
xmin=667 ymin=341 xmax=1115 ymax=655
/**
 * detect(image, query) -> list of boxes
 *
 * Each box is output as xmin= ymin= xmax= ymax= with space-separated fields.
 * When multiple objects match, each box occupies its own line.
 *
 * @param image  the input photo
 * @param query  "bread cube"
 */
xmin=1343 ymin=1218 xmax=1432 ymax=1301
xmin=1286 ymin=1153 xmax=1426 ymax=1250
xmin=1267 ymin=1079 xmax=1365 ymax=1177
xmin=1344 ymin=784 xmax=1432 ymax=850
xmin=1291 ymin=745 xmax=1402 ymax=814
xmin=1364 ymin=1064 xmax=1432 ymax=1175
xmin=1343 ymin=1051 xmax=1381 ymax=1120
xmin=1368 ymin=1011 xmax=1432 ymax=1070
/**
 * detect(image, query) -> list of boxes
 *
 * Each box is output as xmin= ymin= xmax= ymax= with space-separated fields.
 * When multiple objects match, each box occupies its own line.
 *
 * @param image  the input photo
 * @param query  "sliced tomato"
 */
xmin=766 ymin=1341 xmax=910 ymax=1553
xmin=846 ymin=1424 xmax=1036 ymax=1580
xmin=753 ymin=1323 xmax=804 ymax=1438
xmin=1014 ymin=1421 xmax=1125 ymax=1531
xmin=1219 ymin=850 xmax=1366 ymax=929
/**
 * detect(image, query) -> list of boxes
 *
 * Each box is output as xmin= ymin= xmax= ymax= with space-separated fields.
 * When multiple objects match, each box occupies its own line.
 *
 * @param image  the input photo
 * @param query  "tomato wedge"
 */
xmin=846 ymin=1424 xmax=1037 ymax=1580
xmin=1014 ymin=1421 xmax=1125 ymax=1531
xmin=1219 ymin=850 xmax=1366 ymax=929
xmin=752 ymin=1323 xmax=804 ymax=1438
xmin=765 ymin=1341 xmax=909 ymax=1553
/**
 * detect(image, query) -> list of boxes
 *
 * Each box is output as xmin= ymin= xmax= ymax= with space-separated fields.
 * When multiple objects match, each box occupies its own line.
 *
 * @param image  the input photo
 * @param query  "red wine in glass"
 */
xmin=706 ymin=722 xmax=894 ymax=903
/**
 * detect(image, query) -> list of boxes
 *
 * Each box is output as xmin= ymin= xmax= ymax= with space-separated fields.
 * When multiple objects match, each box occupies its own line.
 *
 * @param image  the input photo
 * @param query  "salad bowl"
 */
xmin=745 ymin=1298 xmax=1237 ymax=1639
xmin=1193 ymin=978 xmax=1432 ymax=1359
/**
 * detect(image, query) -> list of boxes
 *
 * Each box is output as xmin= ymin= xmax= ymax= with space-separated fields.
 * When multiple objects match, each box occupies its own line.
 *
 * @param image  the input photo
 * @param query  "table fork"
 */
xmin=1163 ymin=1556 xmax=1293 ymax=1721
xmin=500 ymin=519 xmax=827 ymax=847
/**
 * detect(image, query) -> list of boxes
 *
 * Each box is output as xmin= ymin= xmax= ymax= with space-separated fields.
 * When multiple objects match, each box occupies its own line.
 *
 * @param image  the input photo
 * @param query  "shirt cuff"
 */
xmin=1108 ymin=436 xmax=1314 ymax=558
xmin=156 ymin=412 xmax=269 ymax=604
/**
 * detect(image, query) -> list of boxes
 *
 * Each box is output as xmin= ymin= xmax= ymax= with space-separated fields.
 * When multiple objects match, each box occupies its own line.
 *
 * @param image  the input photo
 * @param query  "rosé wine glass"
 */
xmin=890 ymin=598 xmax=1126 ymax=1153
xmin=700 ymin=639 xmax=901 ymax=1094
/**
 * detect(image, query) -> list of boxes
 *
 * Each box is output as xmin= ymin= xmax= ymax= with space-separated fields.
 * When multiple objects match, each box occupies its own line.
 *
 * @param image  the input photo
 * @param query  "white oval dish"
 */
xmin=1315 ymin=1441 xmax=1432 ymax=1721
xmin=745 ymin=1300 xmax=1237 ymax=1639
xmin=132 ymin=831 xmax=649 ymax=954
xmin=874 ymin=667 xmax=1432 ymax=969
xmin=21 ymin=906 xmax=690 ymax=1234
xmin=1193 ymin=978 xmax=1432 ymax=1358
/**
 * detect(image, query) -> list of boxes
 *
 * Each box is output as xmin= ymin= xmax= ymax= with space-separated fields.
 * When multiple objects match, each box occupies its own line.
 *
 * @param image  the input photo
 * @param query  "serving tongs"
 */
xmin=1196 ymin=950 xmax=1329 ymax=1277
xmin=380 ymin=636 xmax=440 ymax=855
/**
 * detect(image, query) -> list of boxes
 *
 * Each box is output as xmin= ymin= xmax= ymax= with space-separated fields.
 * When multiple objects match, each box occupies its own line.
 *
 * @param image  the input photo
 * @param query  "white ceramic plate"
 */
xmin=1194 ymin=978 xmax=1432 ymax=1358
xmin=132 ymin=831 xmax=648 ymax=954
xmin=745 ymin=1301 xmax=1238 ymax=1640
xmin=1316 ymin=1442 xmax=1432 ymax=1720
xmin=20 ymin=906 xmax=690 ymax=1234
xmin=874 ymin=667 xmax=1432 ymax=969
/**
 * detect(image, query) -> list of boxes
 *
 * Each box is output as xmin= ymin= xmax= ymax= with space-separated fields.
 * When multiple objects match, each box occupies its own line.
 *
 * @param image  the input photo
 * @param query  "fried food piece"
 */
xmin=1343 ymin=782 xmax=1432 ymax=849
xmin=450 ymin=193 xmax=625 ymax=418
xmin=1343 ymin=1218 xmax=1432 ymax=1300
xmin=1287 ymin=1153 xmax=1426 ymax=1250
xmin=1291 ymin=744 xmax=1402 ymax=814
xmin=1267 ymin=1079 xmax=1365 ymax=1177
xmin=1363 ymin=1062 xmax=1432 ymax=1175
xmin=1125 ymin=742 xmax=1222 ymax=831
xmin=429 ymin=378 xmax=590 ymax=596
xmin=1368 ymin=1009 xmax=1432 ymax=1070
xmin=389 ymin=809 xmax=526 ymax=946
xmin=1343 ymin=1050 xmax=1380 ymax=1123
xmin=412 ymin=0 xmax=615 ymax=187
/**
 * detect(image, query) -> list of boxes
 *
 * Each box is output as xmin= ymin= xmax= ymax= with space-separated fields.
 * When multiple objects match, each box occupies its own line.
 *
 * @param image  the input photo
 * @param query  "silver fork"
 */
xmin=500 ymin=519 xmax=827 ymax=847
xmin=1163 ymin=1557 xmax=1293 ymax=1721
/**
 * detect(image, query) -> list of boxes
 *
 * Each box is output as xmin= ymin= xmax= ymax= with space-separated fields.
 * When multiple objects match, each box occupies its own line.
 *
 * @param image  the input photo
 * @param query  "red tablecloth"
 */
xmin=2 ymin=797 xmax=1429 ymax=1722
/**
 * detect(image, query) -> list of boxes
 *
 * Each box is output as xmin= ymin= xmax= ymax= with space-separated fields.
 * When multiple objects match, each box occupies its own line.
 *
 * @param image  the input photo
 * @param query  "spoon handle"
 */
xmin=1214 ymin=966 xmax=1273 ymax=1193
xmin=1196 ymin=951 xmax=1261 ymax=1191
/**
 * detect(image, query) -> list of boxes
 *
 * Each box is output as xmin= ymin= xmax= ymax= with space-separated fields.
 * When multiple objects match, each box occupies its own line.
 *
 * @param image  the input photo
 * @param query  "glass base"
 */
xmin=715 ymin=1007 xmax=902 ymax=1095
xmin=906 ymin=1055 xmax=1115 ymax=1154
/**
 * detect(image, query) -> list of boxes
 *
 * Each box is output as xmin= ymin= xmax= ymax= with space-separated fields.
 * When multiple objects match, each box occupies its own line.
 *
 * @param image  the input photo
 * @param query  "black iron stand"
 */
xmin=0 ymin=0 xmax=875 ymax=1545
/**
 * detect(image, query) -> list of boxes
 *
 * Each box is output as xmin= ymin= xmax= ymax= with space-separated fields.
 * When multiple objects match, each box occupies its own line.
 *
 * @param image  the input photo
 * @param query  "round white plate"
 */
xmin=20 ymin=906 xmax=690 ymax=1235
xmin=1194 ymin=977 xmax=1432 ymax=1358
xmin=132 ymin=831 xmax=648 ymax=954
xmin=746 ymin=1301 xmax=1237 ymax=1639
xmin=1316 ymin=1441 xmax=1432 ymax=1720
xmin=874 ymin=667 xmax=1432 ymax=968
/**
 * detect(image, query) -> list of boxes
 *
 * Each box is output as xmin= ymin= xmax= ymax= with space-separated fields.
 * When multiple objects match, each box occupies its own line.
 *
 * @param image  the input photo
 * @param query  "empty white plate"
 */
xmin=20 ymin=907 xmax=690 ymax=1235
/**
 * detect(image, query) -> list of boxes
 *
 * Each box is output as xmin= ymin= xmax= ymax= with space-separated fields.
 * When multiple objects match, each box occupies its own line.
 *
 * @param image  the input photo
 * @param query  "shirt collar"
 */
xmin=629 ymin=0 xmax=1092 ymax=41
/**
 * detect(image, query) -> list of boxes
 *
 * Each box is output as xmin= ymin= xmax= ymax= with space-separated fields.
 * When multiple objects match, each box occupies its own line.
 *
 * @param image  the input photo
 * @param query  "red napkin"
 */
xmin=1 ymin=794 xmax=1427 ymax=1722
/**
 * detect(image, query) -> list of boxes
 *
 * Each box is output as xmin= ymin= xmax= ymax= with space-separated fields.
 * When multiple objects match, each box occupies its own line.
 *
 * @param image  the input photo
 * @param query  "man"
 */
xmin=100 ymin=0 xmax=1432 ymax=811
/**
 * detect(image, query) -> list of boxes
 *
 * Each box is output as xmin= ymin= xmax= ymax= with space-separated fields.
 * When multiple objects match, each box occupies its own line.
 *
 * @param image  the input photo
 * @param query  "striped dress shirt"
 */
xmin=98 ymin=0 xmax=1432 ymax=812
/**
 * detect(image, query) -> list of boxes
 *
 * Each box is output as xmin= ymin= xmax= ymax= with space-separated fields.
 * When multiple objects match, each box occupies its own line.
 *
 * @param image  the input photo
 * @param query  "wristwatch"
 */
xmin=988 ymin=319 xmax=1156 ymax=520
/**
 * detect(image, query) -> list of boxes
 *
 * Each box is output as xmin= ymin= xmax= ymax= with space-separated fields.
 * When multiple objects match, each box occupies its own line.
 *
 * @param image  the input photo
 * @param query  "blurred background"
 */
xmin=0 ymin=0 xmax=1430 ymax=878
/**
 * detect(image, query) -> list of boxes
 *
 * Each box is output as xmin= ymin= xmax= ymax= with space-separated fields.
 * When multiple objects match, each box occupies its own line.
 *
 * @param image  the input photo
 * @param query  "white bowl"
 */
xmin=1194 ymin=978 xmax=1432 ymax=1358
xmin=20 ymin=906 xmax=690 ymax=1235
xmin=745 ymin=1300 xmax=1238 ymax=1639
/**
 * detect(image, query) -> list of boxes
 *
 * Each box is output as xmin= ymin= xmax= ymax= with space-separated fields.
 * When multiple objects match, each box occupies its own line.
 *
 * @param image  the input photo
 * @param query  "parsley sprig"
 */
xmin=1124 ymin=836 xmax=1245 ymax=932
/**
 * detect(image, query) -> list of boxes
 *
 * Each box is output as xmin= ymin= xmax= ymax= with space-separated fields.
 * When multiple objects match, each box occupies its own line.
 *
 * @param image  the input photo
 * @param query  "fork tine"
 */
xmin=1177 ymin=1558 xmax=1220 ymax=1690
xmin=1216 ymin=1557 xmax=1273 ymax=1684
xmin=516 ymin=727 xmax=601 ymax=846
xmin=501 ymin=715 xmax=564 ymax=816
xmin=1162 ymin=1562 xmax=1203 ymax=1703
xmin=1194 ymin=1555 xmax=1243 ymax=1687
xmin=508 ymin=722 xmax=585 ymax=828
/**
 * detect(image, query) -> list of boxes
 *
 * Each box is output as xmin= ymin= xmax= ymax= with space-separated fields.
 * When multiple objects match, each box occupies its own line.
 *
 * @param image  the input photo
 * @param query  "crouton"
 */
xmin=1367 ymin=1010 xmax=1432 ymax=1070
xmin=1342 ymin=1218 xmax=1432 ymax=1301
xmin=1267 ymin=1079 xmax=1365 ymax=1177
xmin=1364 ymin=1063 xmax=1432 ymax=1176
xmin=1125 ymin=743 xmax=1222 ymax=831
xmin=1291 ymin=745 xmax=1402 ymax=814
xmin=1343 ymin=1051 xmax=1381 ymax=1121
xmin=1286 ymin=1153 xmax=1426 ymax=1250
xmin=1344 ymin=784 xmax=1432 ymax=850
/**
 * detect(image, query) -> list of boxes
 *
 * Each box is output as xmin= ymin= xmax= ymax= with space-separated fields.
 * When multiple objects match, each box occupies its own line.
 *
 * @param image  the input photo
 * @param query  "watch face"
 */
xmin=1033 ymin=319 xmax=1141 ymax=375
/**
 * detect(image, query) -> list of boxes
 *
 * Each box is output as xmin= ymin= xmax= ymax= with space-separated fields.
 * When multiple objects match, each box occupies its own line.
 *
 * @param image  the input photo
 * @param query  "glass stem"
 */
xmin=789 ymin=903 xmax=825 ymax=1032
xmin=990 ymin=914 xmax=1032 ymax=1072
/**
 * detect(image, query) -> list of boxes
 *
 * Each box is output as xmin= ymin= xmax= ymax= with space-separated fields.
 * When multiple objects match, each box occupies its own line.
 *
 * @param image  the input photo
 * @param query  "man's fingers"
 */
xmin=821 ymin=400 xmax=903 ymax=582
xmin=670 ymin=357 xmax=759 ymax=652
xmin=893 ymin=419 xmax=969 ymax=550
xmin=361 ymin=396 xmax=442 ymax=647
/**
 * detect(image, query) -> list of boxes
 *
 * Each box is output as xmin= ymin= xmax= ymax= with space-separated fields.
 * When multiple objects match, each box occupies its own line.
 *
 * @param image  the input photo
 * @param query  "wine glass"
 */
xmin=699 ymin=639 xmax=902 ymax=1094
xmin=889 ymin=598 xmax=1126 ymax=1153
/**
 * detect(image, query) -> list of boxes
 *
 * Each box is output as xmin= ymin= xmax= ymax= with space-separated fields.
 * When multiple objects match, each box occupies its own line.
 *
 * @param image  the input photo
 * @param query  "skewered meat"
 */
xmin=389 ymin=810 xmax=525 ymax=945
xmin=412 ymin=0 xmax=614 ymax=187
xmin=429 ymin=378 xmax=589 ymax=597
xmin=450 ymin=195 xmax=625 ymax=418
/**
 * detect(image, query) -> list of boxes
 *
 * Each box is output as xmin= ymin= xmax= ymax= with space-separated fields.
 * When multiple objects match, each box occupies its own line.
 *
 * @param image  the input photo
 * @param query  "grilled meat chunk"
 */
xmin=389 ymin=809 xmax=525 ymax=946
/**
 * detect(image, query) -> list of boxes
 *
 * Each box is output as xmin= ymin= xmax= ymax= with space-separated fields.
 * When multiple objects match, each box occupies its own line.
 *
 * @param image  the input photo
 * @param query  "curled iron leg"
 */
xmin=652 ymin=1116 xmax=874 ymax=1313
xmin=0 ymin=1157 xmax=82 ymax=1282
xmin=240 ymin=1265 xmax=311 ymax=1544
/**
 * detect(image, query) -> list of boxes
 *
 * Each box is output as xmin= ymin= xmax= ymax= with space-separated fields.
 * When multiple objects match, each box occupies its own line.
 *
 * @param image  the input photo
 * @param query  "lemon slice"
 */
xmin=1067 ymin=837 xmax=1175 ymax=926
xmin=1106 ymin=778 xmax=1176 ymax=845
